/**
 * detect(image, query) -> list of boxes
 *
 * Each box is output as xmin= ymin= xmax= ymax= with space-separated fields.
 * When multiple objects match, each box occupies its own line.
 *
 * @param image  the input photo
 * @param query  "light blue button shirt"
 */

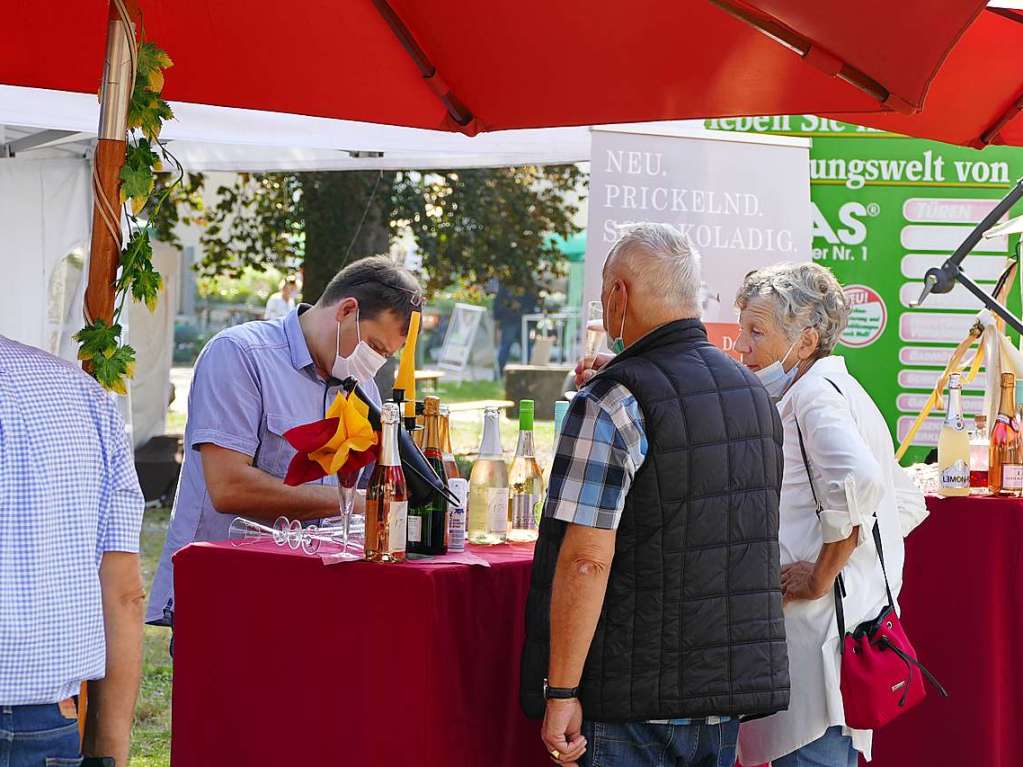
xmin=146 ymin=307 xmax=380 ymax=624
xmin=0 ymin=337 xmax=143 ymax=704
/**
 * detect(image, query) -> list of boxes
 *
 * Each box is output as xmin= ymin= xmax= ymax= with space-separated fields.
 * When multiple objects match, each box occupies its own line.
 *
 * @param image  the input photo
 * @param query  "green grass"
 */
xmin=133 ymin=507 xmax=173 ymax=767
xmin=432 ymin=378 xmax=505 ymax=403
xmin=165 ymin=411 xmax=187 ymax=434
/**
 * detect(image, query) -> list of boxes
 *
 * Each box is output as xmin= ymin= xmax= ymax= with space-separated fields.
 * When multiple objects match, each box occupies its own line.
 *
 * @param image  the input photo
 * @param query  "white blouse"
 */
xmin=738 ymin=355 xmax=927 ymax=765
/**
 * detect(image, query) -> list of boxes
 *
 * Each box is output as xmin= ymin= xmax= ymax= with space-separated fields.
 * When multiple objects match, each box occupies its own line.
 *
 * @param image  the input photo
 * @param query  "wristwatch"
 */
xmin=543 ymin=678 xmax=580 ymax=700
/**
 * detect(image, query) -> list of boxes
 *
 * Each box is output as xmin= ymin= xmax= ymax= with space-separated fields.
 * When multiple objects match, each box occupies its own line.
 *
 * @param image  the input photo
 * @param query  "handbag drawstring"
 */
xmin=877 ymin=636 xmax=950 ymax=700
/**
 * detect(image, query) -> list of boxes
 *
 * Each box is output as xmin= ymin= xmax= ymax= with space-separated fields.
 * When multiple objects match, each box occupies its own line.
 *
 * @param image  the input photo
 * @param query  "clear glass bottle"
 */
xmin=468 ymin=406 xmax=509 ymax=544
xmin=365 ymin=403 xmax=408 ymax=563
xmin=408 ymin=396 xmax=448 ymax=555
xmin=938 ymin=374 xmax=970 ymax=496
xmin=508 ymin=400 xmax=544 ymax=542
xmin=989 ymin=372 xmax=1023 ymax=496
xmin=969 ymin=414 xmax=990 ymax=492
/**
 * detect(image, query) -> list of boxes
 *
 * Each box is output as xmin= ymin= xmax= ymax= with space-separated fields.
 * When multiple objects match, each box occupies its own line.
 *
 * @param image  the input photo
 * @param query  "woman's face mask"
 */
xmin=754 ymin=338 xmax=802 ymax=399
xmin=332 ymin=307 xmax=387 ymax=384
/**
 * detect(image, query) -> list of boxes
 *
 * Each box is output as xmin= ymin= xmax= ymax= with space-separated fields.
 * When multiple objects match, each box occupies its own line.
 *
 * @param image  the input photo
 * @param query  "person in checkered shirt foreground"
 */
xmin=0 ymin=337 xmax=145 ymax=766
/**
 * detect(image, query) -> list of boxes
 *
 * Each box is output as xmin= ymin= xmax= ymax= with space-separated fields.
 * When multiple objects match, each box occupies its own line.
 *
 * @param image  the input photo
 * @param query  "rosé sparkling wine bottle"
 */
xmin=365 ymin=403 xmax=408 ymax=563
xmin=989 ymin=372 xmax=1023 ymax=497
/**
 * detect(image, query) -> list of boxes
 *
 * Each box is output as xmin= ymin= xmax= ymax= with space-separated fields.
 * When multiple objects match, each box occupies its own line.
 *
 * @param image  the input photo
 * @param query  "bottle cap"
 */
xmin=424 ymin=395 xmax=440 ymax=416
xmin=519 ymin=399 xmax=534 ymax=430
xmin=948 ymin=373 xmax=961 ymax=389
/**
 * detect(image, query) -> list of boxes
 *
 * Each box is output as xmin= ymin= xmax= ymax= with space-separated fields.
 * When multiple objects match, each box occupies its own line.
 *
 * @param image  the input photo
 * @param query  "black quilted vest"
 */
xmin=520 ymin=319 xmax=789 ymax=721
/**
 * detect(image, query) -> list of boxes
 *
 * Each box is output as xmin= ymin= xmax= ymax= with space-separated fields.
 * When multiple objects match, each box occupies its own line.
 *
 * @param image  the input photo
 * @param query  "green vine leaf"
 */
xmin=121 ymin=163 xmax=154 ymax=206
xmin=75 ymin=320 xmax=120 ymax=362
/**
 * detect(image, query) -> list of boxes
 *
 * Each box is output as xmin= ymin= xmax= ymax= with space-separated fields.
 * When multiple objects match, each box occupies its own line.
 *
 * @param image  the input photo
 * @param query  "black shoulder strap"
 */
xmin=793 ymin=378 xmax=895 ymax=638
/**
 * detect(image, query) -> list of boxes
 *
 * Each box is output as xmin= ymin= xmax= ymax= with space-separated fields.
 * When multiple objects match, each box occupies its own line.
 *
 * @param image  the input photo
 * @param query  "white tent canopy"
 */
xmin=0 ymin=85 xmax=705 ymax=172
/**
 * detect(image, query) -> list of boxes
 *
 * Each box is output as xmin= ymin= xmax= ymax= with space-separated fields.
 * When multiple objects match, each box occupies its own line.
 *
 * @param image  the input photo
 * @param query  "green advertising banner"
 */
xmin=708 ymin=116 xmax=1023 ymax=464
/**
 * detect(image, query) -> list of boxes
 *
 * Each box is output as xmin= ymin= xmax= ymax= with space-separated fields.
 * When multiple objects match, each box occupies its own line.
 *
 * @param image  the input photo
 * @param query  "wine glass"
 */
xmin=231 ymin=516 xmax=320 ymax=555
xmin=584 ymin=300 xmax=606 ymax=357
xmin=322 ymin=469 xmax=363 ymax=560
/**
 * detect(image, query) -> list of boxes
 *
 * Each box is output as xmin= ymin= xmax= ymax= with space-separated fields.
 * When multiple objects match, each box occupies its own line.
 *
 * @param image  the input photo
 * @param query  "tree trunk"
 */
xmin=299 ymin=171 xmax=395 ymax=301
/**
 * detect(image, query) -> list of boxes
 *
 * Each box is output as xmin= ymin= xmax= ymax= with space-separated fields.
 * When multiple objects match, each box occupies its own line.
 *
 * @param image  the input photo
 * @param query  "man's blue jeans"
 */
xmin=579 ymin=720 xmax=739 ymax=767
xmin=0 ymin=703 xmax=82 ymax=767
xmin=771 ymin=726 xmax=859 ymax=767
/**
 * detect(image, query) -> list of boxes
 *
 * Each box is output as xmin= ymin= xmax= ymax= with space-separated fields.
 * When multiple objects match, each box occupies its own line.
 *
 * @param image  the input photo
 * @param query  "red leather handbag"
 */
xmin=832 ymin=524 xmax=947 ymax=729
xmin=795 ymin=396 xmax=947 ymax=730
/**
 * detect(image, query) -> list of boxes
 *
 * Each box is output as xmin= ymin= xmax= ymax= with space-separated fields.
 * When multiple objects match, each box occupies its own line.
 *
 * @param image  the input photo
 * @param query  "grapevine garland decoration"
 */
xmin=75 ymin=32 xmax=181 ymax=395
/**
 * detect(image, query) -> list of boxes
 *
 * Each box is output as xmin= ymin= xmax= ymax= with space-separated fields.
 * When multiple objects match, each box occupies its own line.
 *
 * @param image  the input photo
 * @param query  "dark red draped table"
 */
xmin=171 ymin=540 xmax=550 ymax=767
xmin=869 ymin=495 xmax=1023 ymax=767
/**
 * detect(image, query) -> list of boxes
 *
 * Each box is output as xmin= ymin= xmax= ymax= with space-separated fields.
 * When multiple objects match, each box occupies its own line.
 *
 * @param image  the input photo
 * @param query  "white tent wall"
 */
xmin=0 ymin=153 xmax=179 ymax=449
xmin=0 ymin=156 xmax=91 ymax=356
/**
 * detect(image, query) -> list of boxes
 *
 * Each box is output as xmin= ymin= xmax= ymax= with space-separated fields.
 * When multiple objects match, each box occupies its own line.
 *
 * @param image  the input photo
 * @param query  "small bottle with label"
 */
xmin=937 ymin=373 xmax=970 ymax=497
xmin=969 ymin=414 xmax=990 ymax=493
xmin=467 ymin=407 xmax=509 ymax=544
xmin=447 ymin=477 xmax=469 ymax=552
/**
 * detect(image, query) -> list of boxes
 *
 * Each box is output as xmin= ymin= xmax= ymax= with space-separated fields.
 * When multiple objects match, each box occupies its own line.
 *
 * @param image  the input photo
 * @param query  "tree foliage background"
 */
xmin=162 ymin=165 xmax=586 ymax=301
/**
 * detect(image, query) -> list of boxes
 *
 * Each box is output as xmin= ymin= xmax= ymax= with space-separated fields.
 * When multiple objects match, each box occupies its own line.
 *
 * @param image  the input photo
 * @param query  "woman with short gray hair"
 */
xmin=734 ymin=262 xmax=927 ymax=767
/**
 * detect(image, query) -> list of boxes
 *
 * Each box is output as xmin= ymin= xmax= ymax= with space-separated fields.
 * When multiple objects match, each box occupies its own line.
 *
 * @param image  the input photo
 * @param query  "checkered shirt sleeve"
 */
xmin=544 ymin=377 xmax=647 ymax=531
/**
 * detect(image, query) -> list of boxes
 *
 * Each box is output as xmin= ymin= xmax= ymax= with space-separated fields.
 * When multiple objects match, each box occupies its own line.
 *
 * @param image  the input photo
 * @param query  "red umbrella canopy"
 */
xmin=829 ymin=7 xmax=1023 ymax=148
xmin=1 ymin=0 xmax=985 ymax=135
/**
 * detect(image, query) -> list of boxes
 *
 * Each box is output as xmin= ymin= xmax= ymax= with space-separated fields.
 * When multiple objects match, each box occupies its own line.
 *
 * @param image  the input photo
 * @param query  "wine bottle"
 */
xmin=365 ymin=403 xmax=408 ymax=563
xmin=468 ymin=406 xmax=509 ymax=544
xmin=440 ymin=404 xmax=460 ymax=480
xmin=937 ymin=374 xmax=970 ymax=496
xmin=412 ymin=401 xmax=425 ymax=448
xmin=408 ymin=396 xmax=449 ymax=555
xmin=508 ymin=400 xmax=544 ymax=542
xmin=447 ymin=477 xmax=469 ymax=553
xmin=969 ymin=414 xmax=989 ymax=491
xmin=989 ymin=372 xmax=1023 ymax=496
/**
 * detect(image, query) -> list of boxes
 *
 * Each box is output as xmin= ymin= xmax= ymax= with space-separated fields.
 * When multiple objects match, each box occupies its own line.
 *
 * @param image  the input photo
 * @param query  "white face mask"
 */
xmin=331 ymin=309 xmax=387 ymax=384
xmin=755 ymin=338 xmax=801 ymax=400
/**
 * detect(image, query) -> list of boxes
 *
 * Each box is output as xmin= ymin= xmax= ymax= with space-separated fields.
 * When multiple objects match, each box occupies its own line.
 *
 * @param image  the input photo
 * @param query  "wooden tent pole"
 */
xmin=83 ymin=0 xmax=139 ymax=331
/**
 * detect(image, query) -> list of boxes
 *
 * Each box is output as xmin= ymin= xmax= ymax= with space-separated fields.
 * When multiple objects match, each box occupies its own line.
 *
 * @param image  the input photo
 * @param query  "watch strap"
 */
xmin=544 ymin=684 xmax=580 ymax=699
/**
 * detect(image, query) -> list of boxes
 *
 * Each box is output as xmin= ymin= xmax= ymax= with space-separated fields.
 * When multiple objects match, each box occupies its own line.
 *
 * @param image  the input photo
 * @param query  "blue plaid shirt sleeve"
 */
xmin=96 ymin=395 xmax=144 ymax=557
xmin=544 ymin=378 xmax=647 ymax=531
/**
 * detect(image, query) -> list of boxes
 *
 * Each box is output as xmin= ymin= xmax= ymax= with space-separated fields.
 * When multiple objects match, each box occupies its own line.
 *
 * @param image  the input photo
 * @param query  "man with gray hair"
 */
xmin=520 ymin=223 xmax=789 ymax=766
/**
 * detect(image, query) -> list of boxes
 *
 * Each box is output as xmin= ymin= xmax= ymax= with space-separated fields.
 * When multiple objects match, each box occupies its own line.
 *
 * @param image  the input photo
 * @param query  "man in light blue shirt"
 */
xmin=0 ymin=337 xmax=145 ymax=766
xmin=147 ymin=256 xmax=422 ymax=627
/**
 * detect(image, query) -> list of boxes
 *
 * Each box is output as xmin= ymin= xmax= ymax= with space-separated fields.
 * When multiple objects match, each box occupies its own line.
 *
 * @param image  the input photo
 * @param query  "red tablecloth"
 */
xmin=869 ymin=495 xmax=1023 ymax=767
xmin=173 ymin=497 xmax=1023 ymax=767
xmin=172 ymin=541 xmax=550 ymax=767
